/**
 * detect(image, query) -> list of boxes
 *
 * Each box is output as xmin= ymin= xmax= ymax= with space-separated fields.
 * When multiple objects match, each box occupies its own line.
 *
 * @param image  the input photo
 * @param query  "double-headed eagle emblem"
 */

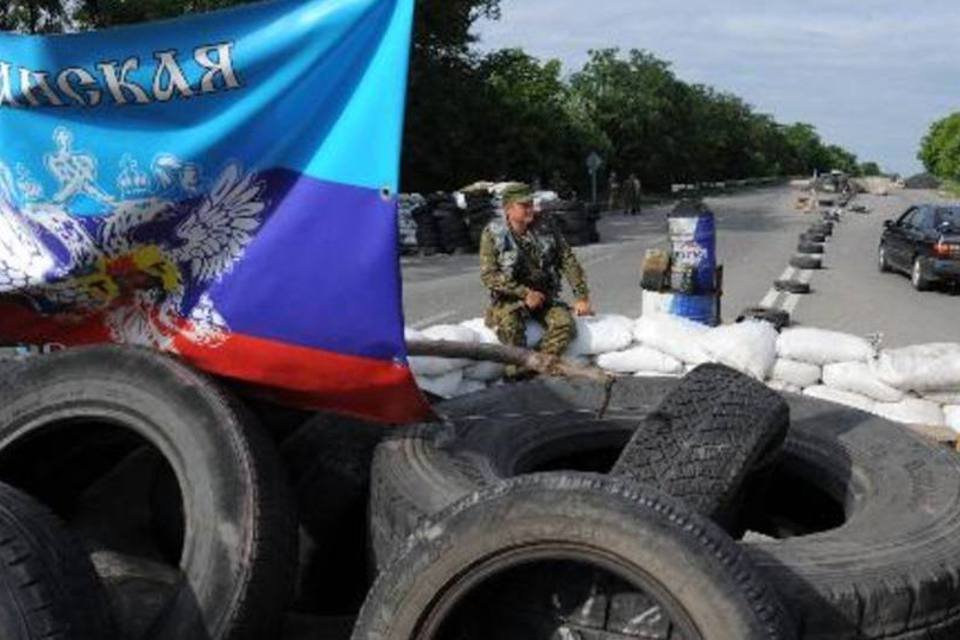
xmin=0 ymin=127 xmax=268 ymax=350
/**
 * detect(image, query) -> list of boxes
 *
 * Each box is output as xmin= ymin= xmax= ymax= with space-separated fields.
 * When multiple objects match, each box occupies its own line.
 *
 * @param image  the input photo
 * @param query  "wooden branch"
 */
xmin=406 ymin=339 xmax=613 ymax=386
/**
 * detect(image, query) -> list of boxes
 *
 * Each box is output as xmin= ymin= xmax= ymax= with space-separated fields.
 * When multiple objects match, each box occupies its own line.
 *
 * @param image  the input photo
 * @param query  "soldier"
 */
xmin=480 ymin=184 xmax=594 ymax=377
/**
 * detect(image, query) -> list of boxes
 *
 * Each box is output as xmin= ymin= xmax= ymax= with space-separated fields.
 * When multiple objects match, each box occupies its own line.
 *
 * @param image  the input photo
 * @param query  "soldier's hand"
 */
xmin=525 ymin=289 xmax=546 ymax=310
xmin=574 ymin=298 xmax=594 ymax=317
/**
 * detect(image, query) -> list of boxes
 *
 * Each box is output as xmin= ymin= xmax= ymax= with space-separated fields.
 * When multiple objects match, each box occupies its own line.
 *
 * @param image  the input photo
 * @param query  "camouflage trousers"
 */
xmin=485 ymin=300 xmax=578 ymax=358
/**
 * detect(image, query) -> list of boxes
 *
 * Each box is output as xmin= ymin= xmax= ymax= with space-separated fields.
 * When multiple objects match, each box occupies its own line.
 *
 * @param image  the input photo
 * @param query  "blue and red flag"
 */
xmin=0 ymin=0 xmax=431 ymax=423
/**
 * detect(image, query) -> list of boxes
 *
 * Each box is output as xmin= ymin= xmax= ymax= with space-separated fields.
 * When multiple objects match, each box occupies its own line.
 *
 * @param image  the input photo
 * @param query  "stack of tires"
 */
xmin=540 ymin=199 xmax=599 ymax=246
xmin=0 ymin=346 xmax=297 ymax=640
xmin=396 ymin=194 xmax=423 ymax=256
xmin=432 ymin=194 xmax=473 ymax=255
xmin=461 ymin=191 xmax=499 ymax=250
xmin=412 ymin=194 xmax=443 ymax=256
xmin=359 ymin=366 xmax=960 ymax=640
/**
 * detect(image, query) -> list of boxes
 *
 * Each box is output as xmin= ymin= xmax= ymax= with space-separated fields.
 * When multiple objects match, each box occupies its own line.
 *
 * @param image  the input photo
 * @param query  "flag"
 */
xmin=0 ymin=0 xmax=431 ymax=423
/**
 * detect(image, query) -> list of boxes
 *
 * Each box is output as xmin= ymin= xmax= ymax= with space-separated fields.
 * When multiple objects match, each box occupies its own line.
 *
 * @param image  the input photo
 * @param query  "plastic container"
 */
xmin=668 ymin=200 xmax=717 ymax=294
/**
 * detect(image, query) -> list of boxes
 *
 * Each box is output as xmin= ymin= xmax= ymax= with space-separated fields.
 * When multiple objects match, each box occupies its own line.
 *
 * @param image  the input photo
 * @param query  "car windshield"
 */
xmin=935 ymin=208 xmax=960 ymax=229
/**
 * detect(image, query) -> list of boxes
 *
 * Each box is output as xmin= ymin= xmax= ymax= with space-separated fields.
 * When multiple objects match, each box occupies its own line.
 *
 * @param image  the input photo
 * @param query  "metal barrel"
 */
xmin=668 ymin=200 xmax=717 ymax=295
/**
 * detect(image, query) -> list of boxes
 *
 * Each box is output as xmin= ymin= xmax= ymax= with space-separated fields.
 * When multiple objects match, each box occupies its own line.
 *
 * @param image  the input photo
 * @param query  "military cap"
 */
xmin=500 ymin=183 xmax=534 ymax=206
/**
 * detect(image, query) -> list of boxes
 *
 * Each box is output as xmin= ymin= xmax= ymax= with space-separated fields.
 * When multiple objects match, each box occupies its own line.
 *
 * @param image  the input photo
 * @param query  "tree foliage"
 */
xmin=3 ymin=2 xmax=871 ymax=193
xmin=919 ymin=113 xmax=960 ymax=181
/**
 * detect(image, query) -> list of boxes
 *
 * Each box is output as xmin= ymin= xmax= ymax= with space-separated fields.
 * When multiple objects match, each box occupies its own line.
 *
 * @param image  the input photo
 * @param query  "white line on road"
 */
xmin=411 ymin=310 xmax=457 ymax=329
xmin=797 ymin=270 xmax=814 ymax=284
xmin=760 ymin=289 xmax=781 ymax=309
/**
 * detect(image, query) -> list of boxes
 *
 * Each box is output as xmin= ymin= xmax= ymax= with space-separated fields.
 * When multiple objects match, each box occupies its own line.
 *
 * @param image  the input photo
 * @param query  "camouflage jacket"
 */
xmin=479 ymin=216 xmax=590 ymax=304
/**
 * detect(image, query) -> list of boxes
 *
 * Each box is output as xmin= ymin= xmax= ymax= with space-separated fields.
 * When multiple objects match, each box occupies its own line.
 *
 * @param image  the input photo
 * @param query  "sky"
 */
xmin=475 ymin=1 xmax=960 ymax=176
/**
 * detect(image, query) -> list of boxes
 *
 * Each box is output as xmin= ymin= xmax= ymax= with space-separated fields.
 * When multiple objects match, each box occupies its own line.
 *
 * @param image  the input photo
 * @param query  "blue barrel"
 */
xmin=668 ymin=200 xmax=717 ymax=294
xmin=670 ymin=293 xmax=719 ymax=327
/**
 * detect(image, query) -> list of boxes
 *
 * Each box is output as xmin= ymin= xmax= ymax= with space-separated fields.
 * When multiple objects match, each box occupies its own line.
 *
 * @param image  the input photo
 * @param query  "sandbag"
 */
xmin=767 ymin=379 xmax=803 ymax=395
xmin=803 ymin=385 xmax=875 ymax=414
xmin=408 ymin=325 xmax=479 ymax=376
xmin=450 ymin=379 xmax=487 ymax=398
xmin=871 ymin=344 xmax=960 ymax=391
xmin=633 ymin=313 xmax=711 ymax=365
xmin=463 ymin=361 xmax=505 ymax=382
xmin=596 ymin=345 xmax=684 ymax=375
xmin=777 ymin=328 xmax=875 ymax=365
xmin=924 ymin=392 xmax=960 ymax=405
xmin=872 ymin=398 xmax=945 ymax=426
xmin=458 ymin=318 xmax=499 ymax=344
xmin=700 ymin=320 xmax=778 ymax=380
xmin=822 ymin=362 xmax=904 ymax=403
xmin=770 ymin=359 xmax=822 ymax=388
xmin=415 ymin=369 xmax=464 ymax=398
xmin=946 ymin=406 xmax=960 ymax=432
xmin=566 ymin=314 xmax=634 ymax=356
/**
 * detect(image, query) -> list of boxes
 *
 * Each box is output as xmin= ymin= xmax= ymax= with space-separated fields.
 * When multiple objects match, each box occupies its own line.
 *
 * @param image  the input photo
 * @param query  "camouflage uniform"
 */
xmin=479 ymin=216 xmax=590 ymax=357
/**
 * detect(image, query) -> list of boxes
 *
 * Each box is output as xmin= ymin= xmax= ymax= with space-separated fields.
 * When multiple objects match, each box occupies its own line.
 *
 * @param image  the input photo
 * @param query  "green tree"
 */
xmin=0 ymin=0 xmax=67 ymax=33
xmin=919 ymin=113 xmax=960 ymax=181
xmin=859 ymin=161 xmax=882 ymax=176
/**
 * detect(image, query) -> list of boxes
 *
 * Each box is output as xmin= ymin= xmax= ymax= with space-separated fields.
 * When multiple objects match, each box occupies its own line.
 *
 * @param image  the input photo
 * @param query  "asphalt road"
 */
xmin=402 ymin=185 xmax=959 ymax=347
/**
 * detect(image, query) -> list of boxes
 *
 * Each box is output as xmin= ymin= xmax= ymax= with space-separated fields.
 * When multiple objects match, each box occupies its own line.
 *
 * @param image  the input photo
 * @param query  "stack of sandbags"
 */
xmin=397 ymin=194 xmax=424 ymax=255
xmin=406 ymin=316 xmax=960 ymax=431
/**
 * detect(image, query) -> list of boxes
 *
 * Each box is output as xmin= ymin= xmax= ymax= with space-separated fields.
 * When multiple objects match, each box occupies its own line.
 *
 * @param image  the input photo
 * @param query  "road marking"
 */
xmin=760 ymin=289 xmax=781 ymax=308
xmin=411 ymin=310 xmax=456 ymax=329
xmin=797 ymin=270 xmax=814 ymax=284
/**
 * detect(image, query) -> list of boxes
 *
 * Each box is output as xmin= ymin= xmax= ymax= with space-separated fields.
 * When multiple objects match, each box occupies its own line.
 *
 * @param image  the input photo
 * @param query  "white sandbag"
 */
xmin=415 ymin=369 xmax=464 ymax=399
xmin=870 ymin=343 xmax=960 ymax=391
xmin=450 ymin=379 xmax=487 ymax=398
xmin=822 ymin=362 xmax=904 ymax=403
xmin=770 ymin=359 xmax=821 ymax=388
xmin=700 ymin=320 xmax=778 ymax=380
xmin=634 ymin=371 xmax=683 ymax=378
xmin=421 ymin=324 xmax=480 ymax=344
xmin=803 ymin=385 xmax=876 ymax=414
xmin=633 ymin=314 xmax=711 ymax=365
xmin=597 ymin=346 xmax=684 ymax=375
xmin=459 ymin=318 xmax=499 ymax=344
xmin=945 ymin=406 xmax=960 ymax=433
xmin=923 ymin=392 xmax=960 ymax=405
xmin=525 ymin=321 xmax=545 ymax=348
xmin=777 ymin=328 xmax=875 ymax=365
xmin=463 ymin=361 xmax=505 ymax=382
xmin=871 ymin=398 xmax=945 ymax=426
xmin=404 ymin=327 xmax=424 ymax=342
xmin=567 ymin=315 xmax=635 ymax=356
xmin=767 ymin=380 xmax=803 ymax=395
xmin=408 ymin=324 xmax=478 ymax=376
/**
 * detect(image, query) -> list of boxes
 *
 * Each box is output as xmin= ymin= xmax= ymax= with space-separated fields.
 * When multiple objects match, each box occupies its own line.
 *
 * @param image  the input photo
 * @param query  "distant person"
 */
xmin=608 ymin=171 xmax=621 ymax=212
xmin=625 ymin=173 xmax=643 ymax=215
xmin=480 ymin=184 xmax=594 ymax=377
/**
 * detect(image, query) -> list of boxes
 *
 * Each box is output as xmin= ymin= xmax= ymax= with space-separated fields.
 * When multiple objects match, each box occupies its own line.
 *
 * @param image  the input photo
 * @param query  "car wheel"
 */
xmin=911 ymin=257 xmax=930 ymax=291
xmin=878 ymin=245 xmax=890 ymax=272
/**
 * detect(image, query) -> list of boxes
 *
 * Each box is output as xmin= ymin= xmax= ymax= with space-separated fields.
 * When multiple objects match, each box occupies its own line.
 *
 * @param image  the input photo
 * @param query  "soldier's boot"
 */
xmin=539 ymin=304 xmax=577 ymax=357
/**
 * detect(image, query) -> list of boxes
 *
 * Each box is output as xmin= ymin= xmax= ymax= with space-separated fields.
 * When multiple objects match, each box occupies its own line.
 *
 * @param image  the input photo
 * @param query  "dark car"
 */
xmin=879 ymin=204 xmax=960 ymax=290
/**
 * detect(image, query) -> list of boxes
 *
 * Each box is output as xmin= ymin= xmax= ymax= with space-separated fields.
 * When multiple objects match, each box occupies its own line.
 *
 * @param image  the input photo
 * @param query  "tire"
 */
xmin=0 ymin=346 xmax=296 ymax=640
xmin=369 ymin=377 xmax=679 ymax=571
xmin=355 ymin=473 xmax=796 ymax=640
xmin=911 ymin=256 xmax=930 ymax=291
xmin=878 ymin=244 xmax=890 ymax=273
xmin=801 ymin=232 xmax=827 ymax=244
xmin=774 ymin=280 xmax=811 ymax=295
xmin=611 ymin=364 xmax=789 ymax=527
xmin=809 ymin=224 xmax=833 ymax=237
xmin=790 ymin=255 xmax=822 ymax=270
xmin=280 ymin=413 xmax=385 ymax=614
xmin=745 ymin=395 xmax=960 ymax=639
xmin=797 ymin=242 xmax=824 ymax=255
xmin=0 ymin=481 xmax=113 ymax=640
xmin=737 ymin=307 xmax=791 ymax=330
